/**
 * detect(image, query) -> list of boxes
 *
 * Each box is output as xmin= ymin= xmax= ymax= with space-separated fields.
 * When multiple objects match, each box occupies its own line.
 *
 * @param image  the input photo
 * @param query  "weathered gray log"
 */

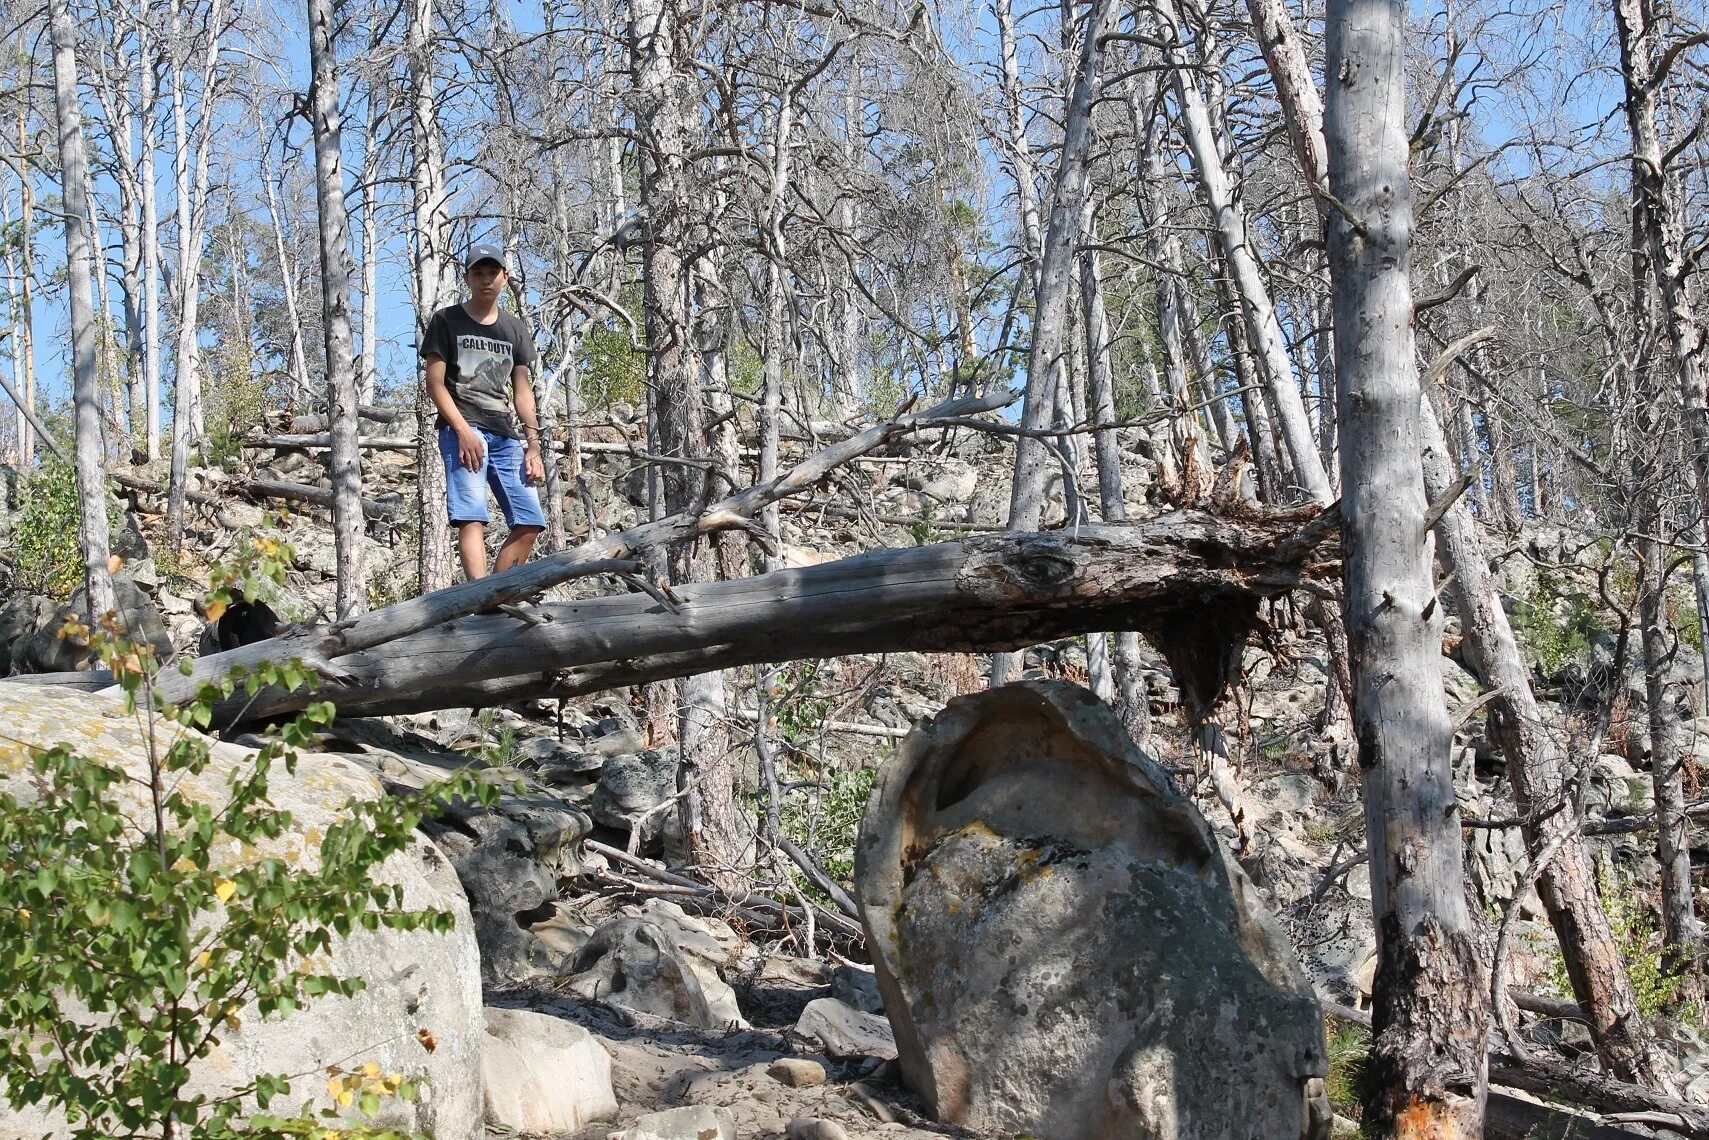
xmin=243 ymin=478 xmax=402 ymax=520
xmin=110 ymin=471 xmax=238 ymax=530
xmin=247 ymin=433 xmax=417 ymax=452
xmin=273 ymin=404 xmax=401 ymax=432
xmin=173 ymin=512 xmax=1325 ymax=726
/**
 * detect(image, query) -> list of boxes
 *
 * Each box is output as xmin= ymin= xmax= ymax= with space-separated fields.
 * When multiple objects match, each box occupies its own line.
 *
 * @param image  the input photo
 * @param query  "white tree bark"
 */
xmin=1006 ymin=0 xmax=1118 ymax=532
xmin=16 ymin=110 xmax=37 ymax=467
xmin=410 ymin=0 xmax=455 ymax=593
xmin=164 ymin=0 xmax=224 ymax=546
xmin=994 ymin=0 xmax=1043 ymax=277
xmin=1161 ymin=0 xmax=1332 ymax=504
xmin=1326 ymin=0 xmax=1485 ymax=1127
xmin=359 ymin=97 xmax=381 ymax=406
xmin=49 ymin=0 xmax=115 ymax=617
xmin=260 ymin=136 xmax=312 ymax=406
xmin=308 ymin=0 xmax=368 ymax=618
xmin=139 ymin=7 xmax=162 ymax=461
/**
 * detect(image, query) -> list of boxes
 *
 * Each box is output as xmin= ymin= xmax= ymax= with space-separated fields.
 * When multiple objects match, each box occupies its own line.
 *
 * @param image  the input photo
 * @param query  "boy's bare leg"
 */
xmin=494 ymin=525 xmax=543 ymax=574
xmin=456 ymin=521 xmax=489 ymax=580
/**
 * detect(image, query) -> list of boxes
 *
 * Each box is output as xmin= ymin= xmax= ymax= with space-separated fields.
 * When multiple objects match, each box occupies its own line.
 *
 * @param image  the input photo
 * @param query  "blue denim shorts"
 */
xmin=439 ymin=426 xmax=547 ymax=529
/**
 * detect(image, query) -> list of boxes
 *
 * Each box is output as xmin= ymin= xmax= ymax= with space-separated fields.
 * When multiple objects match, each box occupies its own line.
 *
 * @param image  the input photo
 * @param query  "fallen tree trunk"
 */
xmin=246 ymin=433 xmax=416 ymax=452
xmin=164 ymin=511 xmax=1327 ymax=727
xmin=273 ymin=404 xmax=401 ymax=432
xmin=243 ymin=478 xmax=403 ymax=520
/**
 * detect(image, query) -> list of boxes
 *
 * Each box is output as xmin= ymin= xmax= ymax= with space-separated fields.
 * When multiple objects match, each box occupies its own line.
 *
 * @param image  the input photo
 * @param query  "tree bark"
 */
xmin=15 ymin=110 xmax=37 ymax=467
xmin=1326 ymin=0 xmax=1486 ymax=1128
xmin=49 ymin=0 xmax=115 ymax=618
xmin=630 ymin=0 xmax=745 ymax=884
xmin=1421 ymin=399 xmax=1665 ymax=1088
xmin=1006 ymin=0 xmax=1118 ymax=534
xmin=307 ymin=0 xmax=368 ymax=618
xmin=162 ymin=511 xmax=1327 ymax=728
xmin=409 ymin=0 xmax=455 ymax=594
xmin=1162 ymin=0 xmax=1332 ymax=505
xmin=164 ymin=0 xmax=223 ymax=547
xmin=1638 ymin=529 xmax=1702 ymax=962
xmin=1080 ymin=197 xmax=1147 ymax=738
xmin=139 ymin=8 xmax=162 ymax=461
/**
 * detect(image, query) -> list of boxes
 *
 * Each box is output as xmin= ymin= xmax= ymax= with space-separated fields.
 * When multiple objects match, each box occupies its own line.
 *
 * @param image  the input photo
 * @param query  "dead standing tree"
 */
xmin=307 ymin=0 xmax=368 ymax=618
xmin=48 ymin=0 xmax=114 ymax=619
xmin=1325 ymin=0 xmax=1486 ymax=1129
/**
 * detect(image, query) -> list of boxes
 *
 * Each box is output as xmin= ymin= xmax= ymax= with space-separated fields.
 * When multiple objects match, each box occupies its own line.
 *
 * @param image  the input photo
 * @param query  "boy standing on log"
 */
xmin=422 ymin=244 xmax=548 ymax=580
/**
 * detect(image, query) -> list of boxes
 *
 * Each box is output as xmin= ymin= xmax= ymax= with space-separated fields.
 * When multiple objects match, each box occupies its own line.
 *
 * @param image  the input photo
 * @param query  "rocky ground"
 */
xmin=4 ymin=404 xmax=1709 ymax=1137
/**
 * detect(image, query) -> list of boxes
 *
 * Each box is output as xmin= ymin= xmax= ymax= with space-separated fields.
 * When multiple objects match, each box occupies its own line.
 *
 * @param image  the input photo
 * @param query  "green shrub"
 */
xmin=579 ymin=319 xmax=647 ymax=410
xmin=0 ymin=540 xmax=495 ymax=1138
xmin=13 ymin=460 xmax=87 ymax=598
xmin=1510 ymin=569 xmax=1604 ymax=676
xmin=1324 ymin=1018 xmax=1369 ymax=1127
xmin=1599 ymin=868 xmax=1689 ymax=1018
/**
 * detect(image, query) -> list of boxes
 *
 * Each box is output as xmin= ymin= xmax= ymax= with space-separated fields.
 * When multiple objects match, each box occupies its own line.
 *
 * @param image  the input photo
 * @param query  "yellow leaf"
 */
xmin=361 ymin=1061 xmax=380 ymax=1078
xmin=335 ymin=1089 xmax=354 ymax=1109
xmin=17 ymin=908 xmax=29 ymax=924
xmin=195 ymin=951 xmax=212 ymax=970
xmin=107 ymin=553 xmax=124 ymax=575
xmin=325 ymin=1077 xmax=343 ymax=1099
xmin=214 ymin=880 xmax=236 ymax=903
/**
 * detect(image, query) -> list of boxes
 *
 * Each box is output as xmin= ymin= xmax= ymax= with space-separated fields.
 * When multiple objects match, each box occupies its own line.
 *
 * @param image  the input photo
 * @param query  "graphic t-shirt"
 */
xmin=420 ymin=304 xmax=538 ymax=439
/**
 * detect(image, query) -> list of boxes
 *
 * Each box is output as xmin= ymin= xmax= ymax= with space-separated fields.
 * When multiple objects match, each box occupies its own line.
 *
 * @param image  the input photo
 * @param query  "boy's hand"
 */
xmin=524 ymin=444 xmax=545 ymax=485
xmin=456 ymin=426 xmax=485 ymax=470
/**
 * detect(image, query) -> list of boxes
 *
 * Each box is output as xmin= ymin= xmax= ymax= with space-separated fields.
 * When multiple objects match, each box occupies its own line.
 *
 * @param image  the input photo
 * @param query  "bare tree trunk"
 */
xmin=49 ymin=0 xmax=115 ymax=617
xmin=410 ymin=0 xmax=455 ymax=593
xmin=995 ymin=0 xmax=1118 ymax=687
xmin=1638 ymin=529 xmax=1702 ymax=963
xmin=16 ymin=110 xmax=36 ymax=468
xmin=1162 ymin=0 xmax=1331 ymax=505
xmin=358 ymin=99 xmax=380 ymax=406
xmin=164 ymin=0 xmax=223 ymax=546
xmin=139 ymin=8 xmax=161 ymax=461
xmin=994 ymin=0 xmax=1043 ymax=278
xmin=1133 ymin=94 xmax=1215 ymax=505
xmin=1326 ymin=0 xmax=1486 ymax=1127
xmin=308 ymin=0 xmax=367 ymax=619
xmin=1 ymin=178 xmax=25 ymax=464
xmin=630 ymin=0 xmax=745 ymax=885
xmin=1006 ymin=0 xmax=1116 ymax=534
xmin=1081 ymin=198 xmax=1147 ymax=738
xmin=1422 ymin=400 xmax=1666 ymax=1087
xmin=260 ymin=137 xmax=311 ymax=406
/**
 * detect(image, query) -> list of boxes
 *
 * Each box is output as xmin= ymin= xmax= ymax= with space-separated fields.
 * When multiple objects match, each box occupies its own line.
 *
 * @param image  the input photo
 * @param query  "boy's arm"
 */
xmin=425 ymin=355 xmax=485 ymax=470
xmin=512 ymin=365 xmax=546 ymax=485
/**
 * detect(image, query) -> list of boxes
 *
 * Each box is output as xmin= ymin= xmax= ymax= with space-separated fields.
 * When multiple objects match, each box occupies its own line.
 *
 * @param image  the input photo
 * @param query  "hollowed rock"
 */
xmin=854 ymin=680 xmax=1330 ymax=1139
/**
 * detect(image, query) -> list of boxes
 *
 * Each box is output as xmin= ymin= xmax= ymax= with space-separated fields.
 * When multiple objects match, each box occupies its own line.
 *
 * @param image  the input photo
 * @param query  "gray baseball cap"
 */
xmin=465 ymin=243 xmax=507 ymax=270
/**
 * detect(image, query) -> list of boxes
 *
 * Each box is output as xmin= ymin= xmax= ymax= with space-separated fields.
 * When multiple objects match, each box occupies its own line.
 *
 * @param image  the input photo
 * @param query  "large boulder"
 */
xmin=564 ymin=916 xmax=747 ymax=1029
xmin=17 ymin=577 xmax=173 ymax=674
xmin=0 ymin=684 xmax=484 ymax=1137
xmin=0 ymin=593 xmax=53 ymax=674
xmin=480 ymin=1006 xmax=617 ymax=1131
xmin=854 ymin=680 xmax=1330 ymax=1139
xmin=420 ymin=793 xmax=591 ymax=986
